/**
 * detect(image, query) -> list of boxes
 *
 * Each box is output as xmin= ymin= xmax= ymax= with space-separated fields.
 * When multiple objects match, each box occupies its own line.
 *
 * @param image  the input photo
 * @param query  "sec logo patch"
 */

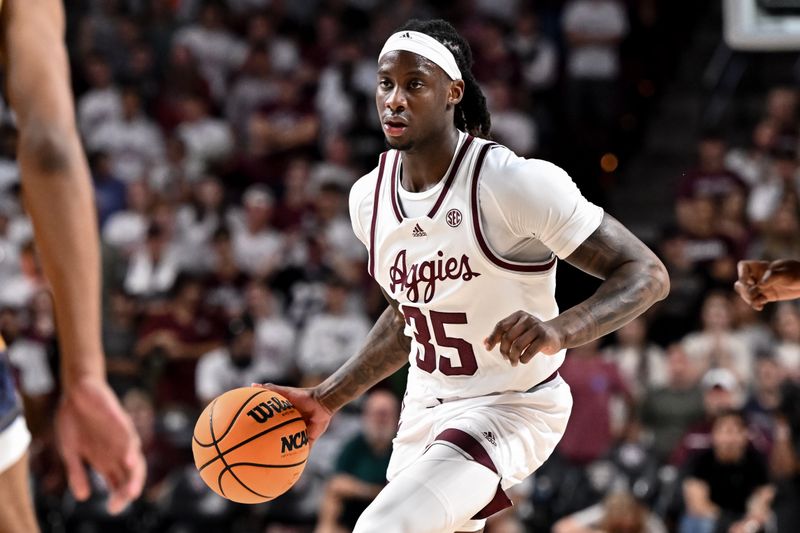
xmin=446 ymin=208 xmax=462 ymax=228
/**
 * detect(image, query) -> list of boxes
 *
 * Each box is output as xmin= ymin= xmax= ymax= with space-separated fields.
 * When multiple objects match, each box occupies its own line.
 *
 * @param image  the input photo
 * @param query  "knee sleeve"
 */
xmin=353 ymin=444 xmax=500 ymax=533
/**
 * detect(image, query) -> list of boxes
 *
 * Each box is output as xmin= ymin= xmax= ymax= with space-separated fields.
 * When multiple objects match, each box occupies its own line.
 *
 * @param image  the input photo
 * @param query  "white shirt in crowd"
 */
xmin=681 ymin=331 xmax=753 ymax=385
xmin=177 ymin=118 xmax=235 ymax=170
xmin=196 ymin=347 xmax=276 ymax=405
xmin=562 ymin=0 xmax=629 ymax=80
xmin=124 ymin=245 xmax=182 ymax=297
xmin=298 ymin=311 xmax=370 ymax=377
xmin=78 ymin=87 xmax=122 ymax=139
xmin=87 ymin=115 xmax=165 ymax=183
xmin=8 ymin=338 xmax=55 ymax=397
xmin=172 ymin=26 xmax=248 ymax=101
xmin=102 ymin=210 xmax=148 ymax=252
xmin=254 ymin=316 xmax=298 ymax=383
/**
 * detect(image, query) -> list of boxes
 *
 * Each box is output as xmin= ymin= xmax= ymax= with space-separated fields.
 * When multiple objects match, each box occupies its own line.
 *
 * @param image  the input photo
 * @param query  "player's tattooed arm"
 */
xmin=554 ymin=213 xmax=669 ymax=346
xmin=486 ymin=214 xmax=669 ymax=365
xmin=313 ymin=290 xmax=411 ymax=413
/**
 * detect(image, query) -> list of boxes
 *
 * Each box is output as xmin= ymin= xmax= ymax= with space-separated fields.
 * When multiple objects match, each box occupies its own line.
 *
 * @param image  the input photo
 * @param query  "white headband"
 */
xmin=379 ymin=30 xmax=462 ymax=81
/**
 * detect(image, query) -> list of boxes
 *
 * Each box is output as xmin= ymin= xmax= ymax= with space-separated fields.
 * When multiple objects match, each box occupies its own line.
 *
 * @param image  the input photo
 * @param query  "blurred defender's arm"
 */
xmin=2 ymin=0 xmax=144 ymax=513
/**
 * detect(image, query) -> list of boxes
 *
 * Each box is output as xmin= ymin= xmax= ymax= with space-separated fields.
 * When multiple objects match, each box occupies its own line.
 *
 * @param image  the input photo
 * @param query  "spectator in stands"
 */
xmin=225 ymin=44 xmax=279 ymax=140
xmin=314 ymin=181 xmax=366 ymax=275
xmin=747 ymin=137 xmax=798 ymax=227
xmin=316 ymin=389 xmax=399 ymax=533
xmin=124 ymin=223 xmax=182 ymax=298
xmin=122 ymin=388 xmax=187 ymax=501
xmin=136 ymin=274 xmax=222 ymax=406
xmin=155 ymin=44 xmax=211 ymax=131
xmin=0 ymin=241 xmax=45 ymax=309
xmin=0 ymin=305 xmax=55 ymax=435
xmin=298 ymin=276 xmax=370 ymax=386
xmin=603 ymin=317 xmax=667 ymax=399
xmin=175 ymin=93 xmax=235 ymax=171
xmin=762 ymin=86 xmax=798 ymax=132
xmin=671 ymin=368 xmax=741 ymax=466
xmin=203 ymin=227 xmax=247 ymax=318
xmin=103 ymin=179 xmax=152 ymax=254
xmin=91 ymin=150 xmax=128 ymax=228
xmin=77 ymin=53 xmax=121 ymax=139
xmin=641 ymin=344 xmax=705 ymax=463
xmin=650 ymin=227 xmax=709 ymax=345
xmin=758 ymin=199 xmax=800 ymax=263
xmin=102 ymin=289 xmax=140 ymax=395
xmin=509 ymin=11 xmax=558 ymax=94
xmin=244 ymin=12 xmax=300 ymax=74
xmin=772 ymin=302 xmax=800 ymax=378
xmin=487 ymin=80 xmax=538 ymax=157
xmin=245 ymin=280 xmax=297 ymax=386
xmin=553 ymin=490 xmax=667 ymax=533
xmin=228 ymin=184 xmax=284 ymax=279
xmin=149 ymin=135 xmax=203 ymax=197
xmin=562 ymin=0 xmax=628 ymax=135
xmin=175 ymin=175 xmax=227 ymax=270
xmin=725 ymin=118 xmax=780 ymax=188
xmin=771 ymin=381 xmax=800 ymax=532
xmin=677 ymin=133 xmax=747 ymax=202
xmin=731 ymin=292 xmax=774 ymax=356
xmin=196 ymin=315 xmax=267 ymax=405
xmin=315 ymin=39 xmax=376 ymax=140
xmin=680 ymin=410 xmax=774 ymax=533
xmin=743 ymin=354 xmax=786 ymax=452
xmin=681 ymin=291 xmax=752 ymax=384
xmin=310 ymin=137 xmax=359 ymax=192
xmin=171 ymin=3 xmax=247 ymax=102
xmin=559 ymin=339 xmax=634 ymax=466
xmin=86 ymin=85 xmax=165 ymax=184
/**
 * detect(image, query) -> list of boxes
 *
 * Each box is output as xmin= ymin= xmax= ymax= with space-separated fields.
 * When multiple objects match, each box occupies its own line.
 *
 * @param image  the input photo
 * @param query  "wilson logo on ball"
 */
xmin=281 ymin=430 xmax=309 ymax=453
xmin=245 ymin=396 xmax=294 ymax=423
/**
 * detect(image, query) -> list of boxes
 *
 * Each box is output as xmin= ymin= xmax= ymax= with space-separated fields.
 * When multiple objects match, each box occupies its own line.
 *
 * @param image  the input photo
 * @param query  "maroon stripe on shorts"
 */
xmin=434 ymin=428 xmax=513 ymax=519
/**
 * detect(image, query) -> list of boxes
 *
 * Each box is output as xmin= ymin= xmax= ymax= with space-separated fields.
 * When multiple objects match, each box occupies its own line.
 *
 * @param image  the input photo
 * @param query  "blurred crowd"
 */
xmin=0 ymin=0 xmax=798 ymax=532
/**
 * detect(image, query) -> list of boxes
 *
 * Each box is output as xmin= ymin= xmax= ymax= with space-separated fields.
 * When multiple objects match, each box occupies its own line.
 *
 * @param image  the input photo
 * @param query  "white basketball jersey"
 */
xmin=365 ymin=135 xmax=565 ymax=401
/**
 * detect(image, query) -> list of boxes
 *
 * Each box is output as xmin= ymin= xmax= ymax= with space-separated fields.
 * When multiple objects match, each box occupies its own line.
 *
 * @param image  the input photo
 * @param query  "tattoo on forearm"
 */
xmin=555 ymin=214 xmax=669 ymax=348
xmin=315 ymin=304 xmax=411 ymax=413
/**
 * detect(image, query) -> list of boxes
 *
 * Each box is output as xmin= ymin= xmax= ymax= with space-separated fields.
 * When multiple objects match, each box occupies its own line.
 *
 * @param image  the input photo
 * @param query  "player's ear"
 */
xmin=447 ymin=79 xmax=465 ymax=108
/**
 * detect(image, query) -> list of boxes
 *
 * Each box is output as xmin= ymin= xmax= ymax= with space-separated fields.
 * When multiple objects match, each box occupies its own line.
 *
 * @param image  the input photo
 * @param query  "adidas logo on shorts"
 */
xmin=482 ymin=431 xmax=497 ymax=447
xmin=412 ymin=223 xmax=427 ymax=237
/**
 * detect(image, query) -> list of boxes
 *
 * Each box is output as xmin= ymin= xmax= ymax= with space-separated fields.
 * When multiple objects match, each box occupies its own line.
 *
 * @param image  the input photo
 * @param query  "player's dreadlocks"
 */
xmin=399 ymin=19 xmax=492 ymax=139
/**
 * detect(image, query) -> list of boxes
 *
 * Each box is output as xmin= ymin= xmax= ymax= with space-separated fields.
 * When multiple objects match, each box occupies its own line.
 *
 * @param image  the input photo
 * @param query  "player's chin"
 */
xmin=385 ymin=136 xmax=414 ymax=152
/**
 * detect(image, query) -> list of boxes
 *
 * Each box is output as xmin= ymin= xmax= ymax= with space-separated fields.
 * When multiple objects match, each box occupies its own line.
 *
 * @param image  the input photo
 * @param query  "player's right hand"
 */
xmin=251 ymin=383 xmax=332 ymax=445
xmin=735 ymin=259 xmax=800 ymax=310
xmin=56 ymin=376 xmax=146 ymax=515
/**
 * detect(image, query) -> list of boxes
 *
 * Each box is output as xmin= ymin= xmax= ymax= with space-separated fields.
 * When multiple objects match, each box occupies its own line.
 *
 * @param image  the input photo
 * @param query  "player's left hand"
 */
xmin=55 ymin=376 xmax=146 ymax=515
xmin=484 ymin=311 xmax=563 ymax=366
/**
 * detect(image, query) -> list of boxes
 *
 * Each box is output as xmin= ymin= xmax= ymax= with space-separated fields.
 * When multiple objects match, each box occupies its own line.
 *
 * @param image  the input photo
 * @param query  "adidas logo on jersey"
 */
xmin=412 ymin=224 xmax=427 ymax=237
xmin=482 ymin=431 xmax=497 ymax=447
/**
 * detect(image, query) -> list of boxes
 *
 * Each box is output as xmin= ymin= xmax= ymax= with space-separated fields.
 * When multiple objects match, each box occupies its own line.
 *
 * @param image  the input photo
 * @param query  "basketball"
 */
xmin=192 ymin=387 xmax=309 ymax=504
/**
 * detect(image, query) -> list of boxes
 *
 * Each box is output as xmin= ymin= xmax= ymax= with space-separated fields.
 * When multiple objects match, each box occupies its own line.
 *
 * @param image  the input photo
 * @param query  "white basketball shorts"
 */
xmin=388 ymin=373 xmax=572 ymax=518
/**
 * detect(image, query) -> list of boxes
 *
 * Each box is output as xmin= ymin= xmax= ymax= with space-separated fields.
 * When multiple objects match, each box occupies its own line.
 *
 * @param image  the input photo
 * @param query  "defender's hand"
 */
xmin=735 ymin=259 xmax=800 ymax=310
xmin=56 ymin=377 xmax=146 ymax=514
xmin=484 ymin=311 xmax=563 ymax=366
xmin=252 ymin=383 xmax=332 ymax=445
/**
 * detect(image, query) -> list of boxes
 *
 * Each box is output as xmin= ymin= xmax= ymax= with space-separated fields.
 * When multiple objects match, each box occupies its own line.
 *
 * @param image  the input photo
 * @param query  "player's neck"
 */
xmin=400 ymin=128 xmax=460 ymax=193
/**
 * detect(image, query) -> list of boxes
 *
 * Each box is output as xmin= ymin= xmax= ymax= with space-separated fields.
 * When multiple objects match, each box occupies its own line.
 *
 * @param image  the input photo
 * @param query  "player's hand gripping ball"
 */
xmin=192 ymin=387 xmax=309 ymax=503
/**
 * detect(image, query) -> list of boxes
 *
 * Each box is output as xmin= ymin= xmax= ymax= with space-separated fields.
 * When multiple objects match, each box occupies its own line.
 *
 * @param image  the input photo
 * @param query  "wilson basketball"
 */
xmin=192 ymin=387 xmax=309 ymax=504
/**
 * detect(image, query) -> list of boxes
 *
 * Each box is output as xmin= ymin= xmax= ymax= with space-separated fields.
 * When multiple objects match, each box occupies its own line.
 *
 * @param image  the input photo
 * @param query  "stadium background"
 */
xmin=0 ymin=0 xmax=799 ymax=531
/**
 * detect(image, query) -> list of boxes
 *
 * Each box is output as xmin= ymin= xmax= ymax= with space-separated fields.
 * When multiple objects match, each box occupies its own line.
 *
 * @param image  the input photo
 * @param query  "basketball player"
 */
xmin=736 ymin=259 xmax=800 ymax=310
xmin=258 ymin=19 xmax=669 ymax=533
xmin=0 ymin=1 xmax=145 ymax=531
